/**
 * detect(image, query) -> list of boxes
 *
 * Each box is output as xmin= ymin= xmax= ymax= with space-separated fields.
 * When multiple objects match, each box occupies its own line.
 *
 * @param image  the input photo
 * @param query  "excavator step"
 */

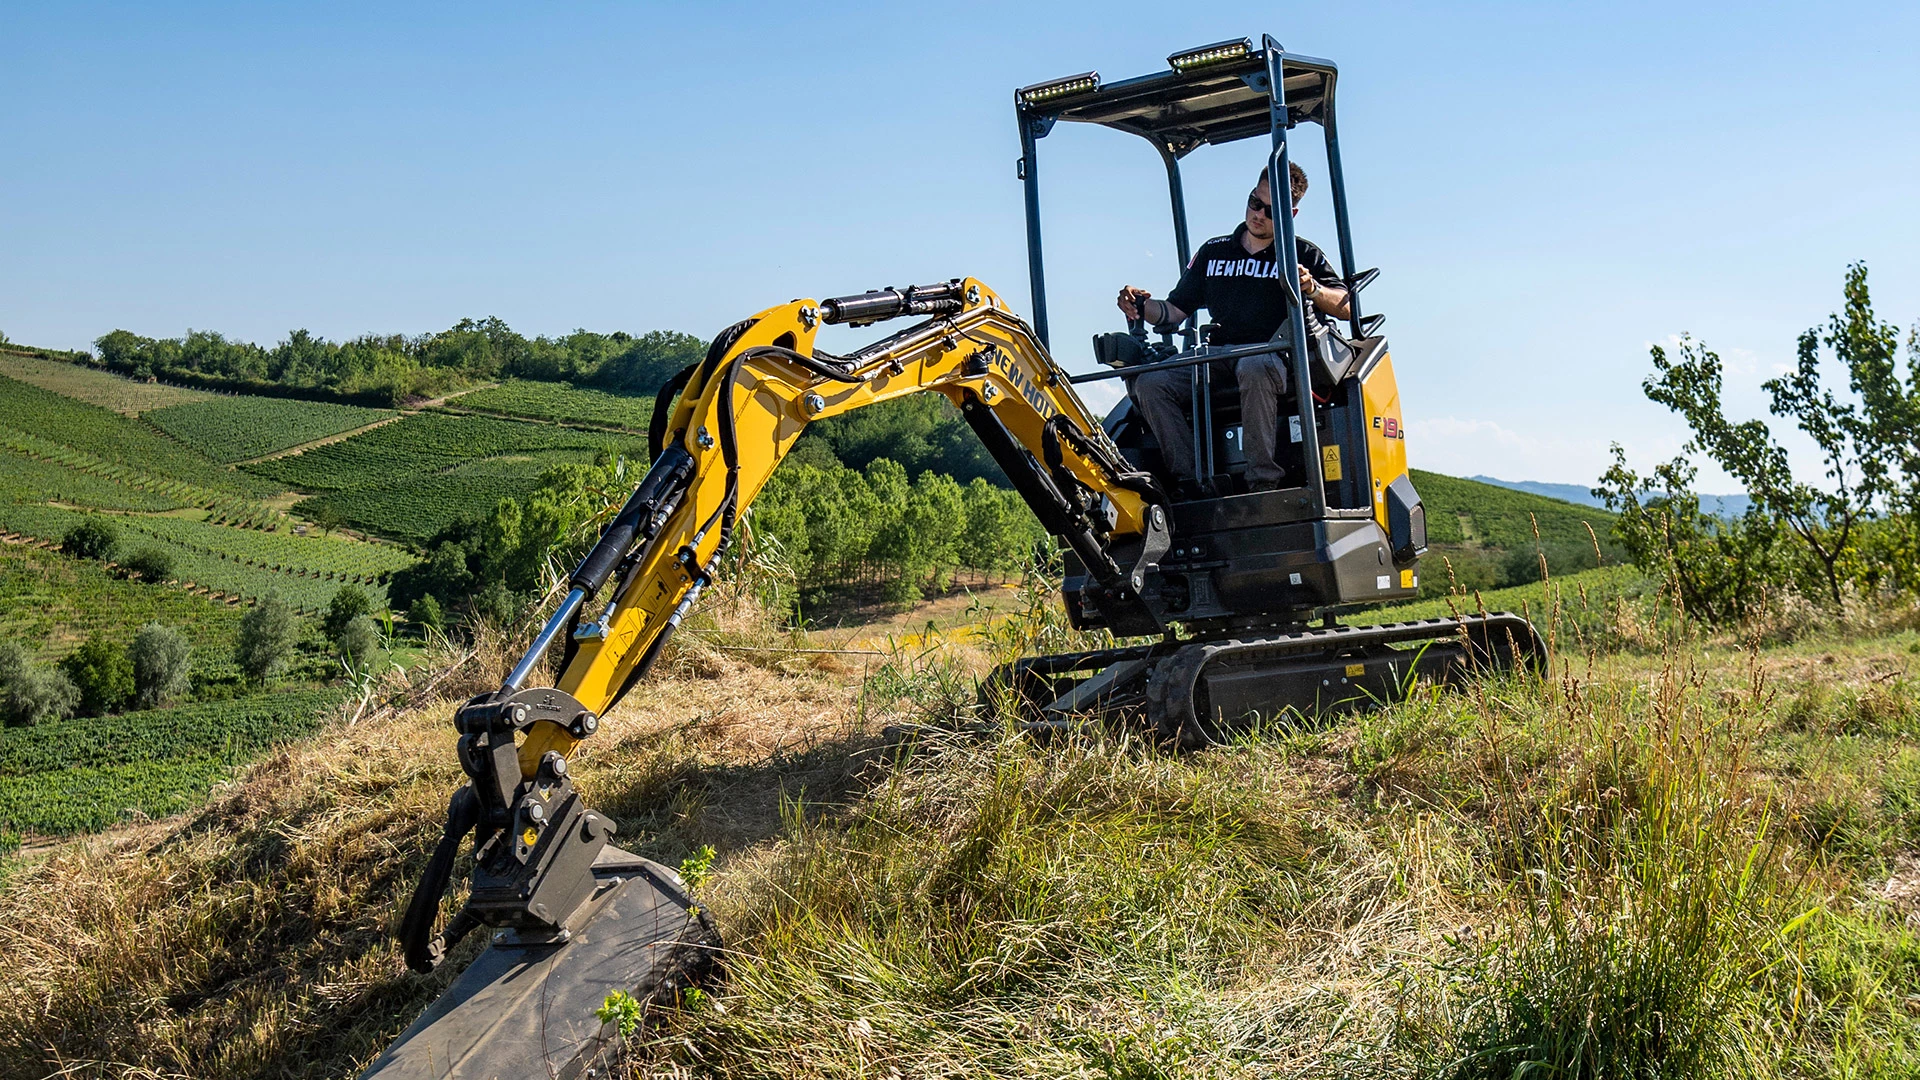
xmin=987 ymin=612 xmax=1546 ymax=747
xmin=361 ymin=849 xmax=718 ymax=1080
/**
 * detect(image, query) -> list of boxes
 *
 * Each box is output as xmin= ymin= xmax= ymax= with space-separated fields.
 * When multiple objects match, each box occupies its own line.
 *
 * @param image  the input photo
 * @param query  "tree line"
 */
xmin=1598 ymin=264 xmax=1920 ymax=622
xmin=91 ymin=320 xmax=708 ymax=407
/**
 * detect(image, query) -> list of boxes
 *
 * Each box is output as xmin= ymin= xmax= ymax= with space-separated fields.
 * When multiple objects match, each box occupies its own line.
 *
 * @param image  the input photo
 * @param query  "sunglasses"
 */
xmin=1246 ymin=193 xmax=1271 ymax=216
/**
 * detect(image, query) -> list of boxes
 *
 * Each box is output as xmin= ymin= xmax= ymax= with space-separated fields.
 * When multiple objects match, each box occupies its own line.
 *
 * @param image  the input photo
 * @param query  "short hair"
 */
xmin=1258 ymin=162 xmax=1311 ymax=206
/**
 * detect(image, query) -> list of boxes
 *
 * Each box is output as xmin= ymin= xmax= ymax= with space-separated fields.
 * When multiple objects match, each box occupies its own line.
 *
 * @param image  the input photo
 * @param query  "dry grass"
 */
xmin=4 ymin=586 xmax=1920 ymax=1079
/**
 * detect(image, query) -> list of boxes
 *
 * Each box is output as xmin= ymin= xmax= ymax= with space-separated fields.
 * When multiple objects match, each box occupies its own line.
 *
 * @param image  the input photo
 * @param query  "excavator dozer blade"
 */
xmin=361 ymin=849 xmax=718 ymax=1080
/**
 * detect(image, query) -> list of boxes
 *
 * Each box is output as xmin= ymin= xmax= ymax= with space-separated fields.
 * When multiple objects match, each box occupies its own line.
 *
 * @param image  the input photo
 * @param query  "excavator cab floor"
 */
xmin=362 ymin=848 xmax=718 ymax=1080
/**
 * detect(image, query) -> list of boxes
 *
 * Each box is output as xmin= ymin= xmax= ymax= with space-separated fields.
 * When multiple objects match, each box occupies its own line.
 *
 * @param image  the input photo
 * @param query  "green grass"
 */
xmin=144 ymin=397 xmax=393 ymax=463
xmin=0 ymin=373 xmax=278 ymax=497
xmin=0 ymin=543 xmax=244 ymax=673
xmin=0 ymin=689 xmax=341 ymax=835
xmin=451 ymin=378 xmax=653 ymax=431
xmin=1412 ymin=467 xmax=1615 ymax=548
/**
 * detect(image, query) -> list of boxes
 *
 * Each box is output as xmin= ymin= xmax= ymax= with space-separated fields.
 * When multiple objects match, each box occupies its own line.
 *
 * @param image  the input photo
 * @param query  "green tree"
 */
xmin=130 ymin=623 xmax=191 ymax=709
xmin=408 ymin=594 xmax=445 ymax=635
xmin=323 ymin=585 xmax=375 ymax=644
xmin=235 ymin=592 xmax=296 ymax=684
xmin=1 ymin=645 xmax=78 ymax=726
xmin=336 ymin=613 xmax=385 ymax=676
xmin=1596 ymin=447 xmax=1792 ymax=622
xmin=122 ymin=546 xmax=175 ymax=584
xmin=61 ymin=518 xmax=120 ymax=562
xmin=1639 ymin=268 xmax=1913 ymax=606
xmin=59 ymin=635 xmax=135 ymax=716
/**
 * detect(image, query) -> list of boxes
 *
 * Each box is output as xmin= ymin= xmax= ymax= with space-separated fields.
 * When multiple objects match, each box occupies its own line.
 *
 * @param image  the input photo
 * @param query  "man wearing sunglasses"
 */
xmin=1115 ymin=162 xmax=1350 ymax=495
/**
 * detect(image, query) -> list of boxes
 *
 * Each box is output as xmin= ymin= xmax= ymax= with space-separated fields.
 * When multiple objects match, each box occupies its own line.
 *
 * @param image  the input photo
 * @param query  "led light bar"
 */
xmin=1017 ymin=71 xmax=1100 ymax=106
xmin=1167 ymin=37 xmax=1254 ymax=72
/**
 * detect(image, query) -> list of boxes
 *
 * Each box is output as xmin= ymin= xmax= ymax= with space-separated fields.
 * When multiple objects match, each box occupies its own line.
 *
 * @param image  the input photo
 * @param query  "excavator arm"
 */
xmin=371 ymin=279 xmax=1171 ymax=1078
xmin=547 ymin=276 xmax=1170 ymax=735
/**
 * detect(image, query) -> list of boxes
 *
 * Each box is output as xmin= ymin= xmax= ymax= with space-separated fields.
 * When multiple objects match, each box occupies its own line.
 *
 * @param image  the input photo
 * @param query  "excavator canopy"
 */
xmin=1016 ymin=39 xmax=1337 ymax=156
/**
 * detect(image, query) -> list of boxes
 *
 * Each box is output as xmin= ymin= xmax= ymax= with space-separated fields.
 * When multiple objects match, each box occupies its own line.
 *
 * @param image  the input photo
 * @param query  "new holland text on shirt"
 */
xmin=1207 ymin=257 xmax=1280 ymax=279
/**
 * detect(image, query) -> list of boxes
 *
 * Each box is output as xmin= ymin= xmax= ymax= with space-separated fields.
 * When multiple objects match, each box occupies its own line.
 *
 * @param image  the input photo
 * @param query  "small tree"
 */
xmin=323 ymin=585 xmax=375 ymax=643
xmin=3 ymin=664 xmax=78 ymax=726
xmin=336 ymin=613 xmax=385 ymax=676
xmin=62 ymin=518 xmax=120 ymax=562
xmin=1596 ymin=447 xmax=1794 ymax=622
xmin=1639 ymin=266 xmax=1916 ymax=606
xmin=235 ymin=592 xmax=296 ymax=684
xmin=58 ymin=635 xmax=134 ymax=716
xmin=131 ymin=623 xmax=192 ymax=709
xmin=408 ymin=594 xmax=445 ymax=635
xmin=122 ymin=546 xmax=175 ymax=584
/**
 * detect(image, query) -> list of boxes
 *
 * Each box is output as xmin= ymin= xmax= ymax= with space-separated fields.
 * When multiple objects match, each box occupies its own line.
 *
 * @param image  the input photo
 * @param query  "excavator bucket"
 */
xmin=362 ymin=850 xmax=718 ymax=1080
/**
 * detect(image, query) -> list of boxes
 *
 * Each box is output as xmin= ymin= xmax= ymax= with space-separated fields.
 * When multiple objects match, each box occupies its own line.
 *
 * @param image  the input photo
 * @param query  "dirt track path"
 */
xmin=234 ymin=384 xmax=495 ymax=465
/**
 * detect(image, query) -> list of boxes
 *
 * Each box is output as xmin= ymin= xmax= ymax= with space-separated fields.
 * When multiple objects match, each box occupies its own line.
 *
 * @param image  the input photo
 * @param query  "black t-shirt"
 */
xmin=1164 ymin=225 xmax=1343 ymax=345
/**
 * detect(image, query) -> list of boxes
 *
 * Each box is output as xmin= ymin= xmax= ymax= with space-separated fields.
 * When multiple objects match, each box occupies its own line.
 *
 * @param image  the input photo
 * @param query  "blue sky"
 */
xmin=3 ymin=1 xmax=1916 ymax=489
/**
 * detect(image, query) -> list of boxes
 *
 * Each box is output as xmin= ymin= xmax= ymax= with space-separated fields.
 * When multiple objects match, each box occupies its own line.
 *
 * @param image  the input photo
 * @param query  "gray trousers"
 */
xmin=1131 ymin=352 xmax=1290 ymax=488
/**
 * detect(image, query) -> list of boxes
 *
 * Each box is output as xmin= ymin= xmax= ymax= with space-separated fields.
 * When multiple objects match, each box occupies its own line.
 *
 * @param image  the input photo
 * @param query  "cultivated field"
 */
xmin=146 ymin=396 xmax=393 ymax=463
xmin=452 ymin=378 xmax=654 ymax=431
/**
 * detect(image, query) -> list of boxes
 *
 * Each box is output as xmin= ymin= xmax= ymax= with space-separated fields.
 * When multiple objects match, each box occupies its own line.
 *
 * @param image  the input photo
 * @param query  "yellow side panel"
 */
xmin=1360 ymin=352 xmax=1409 ymax=531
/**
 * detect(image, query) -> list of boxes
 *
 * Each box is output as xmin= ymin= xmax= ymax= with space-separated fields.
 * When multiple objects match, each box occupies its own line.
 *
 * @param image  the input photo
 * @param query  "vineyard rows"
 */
xmin=0 ymin=447 xmax=186 ymax=512
xmin=0 ymin=689 xmax=341 ymax=835
xmin=0 ymin=544 xmax=245 ymax=670
xmin=145 ymin=396 xmax=393 ymax=463
xmin=0 ymin=373 xmax=279 ymax=496
xmin=0 ymin=427 xmax=288 ymax=529
xmin=0 ymin=504 xmax=390 ymax=612
xmin=449 ymin=379 xmax=654 ymax=432
xmin=295 ymin=472 xmax=553 ymax=543
xmin=247 ymin=411 xmax=644 ymax=492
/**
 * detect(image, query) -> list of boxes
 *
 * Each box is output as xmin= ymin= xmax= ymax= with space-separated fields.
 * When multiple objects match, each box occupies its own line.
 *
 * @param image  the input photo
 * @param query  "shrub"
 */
xmin=2 ymin=663 xmax=78 ymax=726
xmin=234 ymin=592 xmax=296 ymax=684
xmin=61 ymin=518 xmax=120 ymax=562
xmin=408 ymin=594 xmax=444 ymax=634
xmin=121 ymin=546 xmax=175 ymax=584
xmin=58 ymin=635 xmax=135 ymax=716
xmin=323 ymin=585 xmax=374 ymax=644
xmin=335 ymin=614 xmax=384 ymax=674
xmin=131 ymin=623 xmax=192 ymax=709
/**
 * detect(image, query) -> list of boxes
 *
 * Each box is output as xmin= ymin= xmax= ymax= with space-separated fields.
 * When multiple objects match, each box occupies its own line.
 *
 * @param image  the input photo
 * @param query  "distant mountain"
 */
xmin=1468 ymin=476 xmax=1752 ymax=518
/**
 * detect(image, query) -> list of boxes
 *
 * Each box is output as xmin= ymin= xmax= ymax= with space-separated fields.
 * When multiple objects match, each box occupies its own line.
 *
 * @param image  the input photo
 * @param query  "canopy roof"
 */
xmin=1017 ymin=46 xmax=1337 ymax=158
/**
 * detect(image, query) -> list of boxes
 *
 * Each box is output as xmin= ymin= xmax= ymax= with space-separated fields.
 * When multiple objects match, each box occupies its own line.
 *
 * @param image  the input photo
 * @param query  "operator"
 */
xmin=1116 ymin=161 xmax=1351 ymax=495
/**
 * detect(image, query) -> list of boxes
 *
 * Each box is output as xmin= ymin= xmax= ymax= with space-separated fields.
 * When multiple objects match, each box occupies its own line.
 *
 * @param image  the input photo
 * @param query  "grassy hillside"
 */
xmin=5 ymin=594 xmax=1919 ymax=1076
xmin=1411 ymin=467 xmax=1614 ymax=548
xmin=0 ymin=353 xmax=213 ymax=415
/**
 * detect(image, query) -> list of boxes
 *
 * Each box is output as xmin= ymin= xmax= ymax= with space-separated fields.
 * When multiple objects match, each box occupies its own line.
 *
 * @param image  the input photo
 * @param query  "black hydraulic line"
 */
xmin=959 ymin=395 xmax=1120 ymax=583
xmin=398 ymin=785 xmax=484 ymax=973
xmin=648 ymin=362 xmax=699 ymax=462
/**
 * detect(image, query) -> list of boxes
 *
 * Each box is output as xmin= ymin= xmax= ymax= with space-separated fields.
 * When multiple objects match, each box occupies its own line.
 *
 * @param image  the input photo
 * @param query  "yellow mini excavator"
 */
xmin=363 ymin=37 xmax=1545 ymax=1079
